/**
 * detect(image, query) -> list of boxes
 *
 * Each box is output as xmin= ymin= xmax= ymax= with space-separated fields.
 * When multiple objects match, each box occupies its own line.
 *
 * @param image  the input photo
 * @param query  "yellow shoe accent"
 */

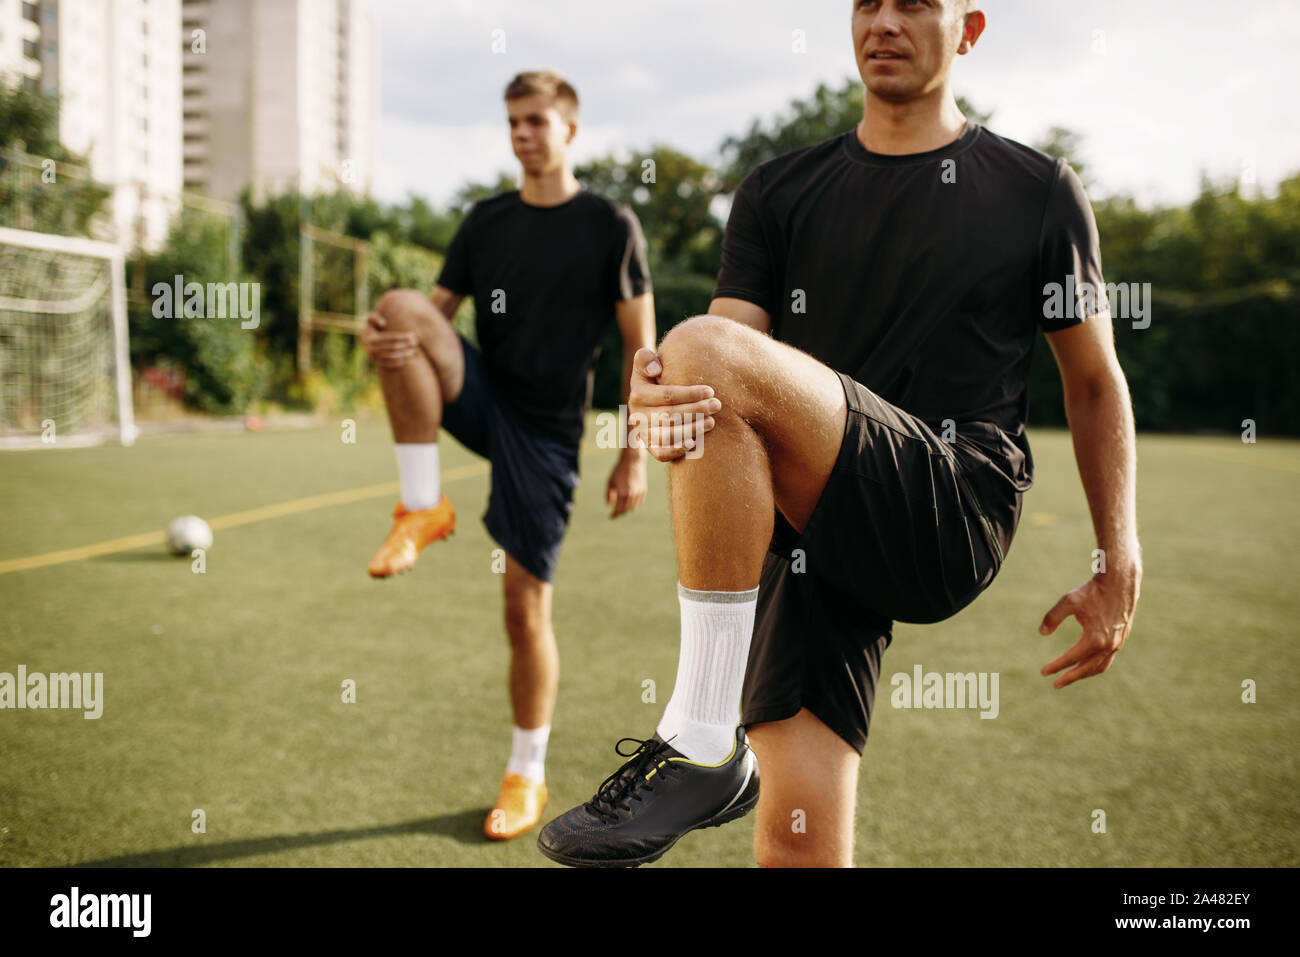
xmin=366 ymin=496 xmax=455 ymax=578
xmin=484 ymin=773 xmax=548 ymax=841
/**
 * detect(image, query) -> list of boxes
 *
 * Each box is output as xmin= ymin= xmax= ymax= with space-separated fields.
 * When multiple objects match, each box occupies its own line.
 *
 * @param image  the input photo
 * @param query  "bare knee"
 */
xmin=376 ymin=288 xmax=441 ymax=335
xmin=657 ymin=315 xmax=753 ymax=389
xmin=503 ymin=576 xmax=552 ymax=648
xmin=755 ymin=825 xmax=853 ymax=868
xmin=747 ymin=711 xmax=859 ymax=867
xmin=751 ymin=793 xmax=856 ymax=867
xmin=374 ymin=288 xmax=463 ymax=395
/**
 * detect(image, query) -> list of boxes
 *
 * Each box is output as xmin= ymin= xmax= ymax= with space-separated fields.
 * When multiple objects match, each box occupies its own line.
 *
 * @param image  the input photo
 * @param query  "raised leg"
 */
xmin=368 ymin=289 xmax=466 ymax=443
xmin=655 ymin=315 xmax=847 ymax=590
xmin=537 ymin=316 xmax=861 ymax=866
xmin=363 ymin=289 xmax=465 ymax=577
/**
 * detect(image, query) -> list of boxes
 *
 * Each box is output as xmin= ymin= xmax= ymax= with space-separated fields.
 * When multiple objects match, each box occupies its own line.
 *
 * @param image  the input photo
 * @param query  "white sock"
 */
xmin=656 ymin=582 xmax=759 ymax=765
xmin=394 ymin=443 xmax=440 ymax=510
xmin=505 ymin=724 xmax=550 ymax=782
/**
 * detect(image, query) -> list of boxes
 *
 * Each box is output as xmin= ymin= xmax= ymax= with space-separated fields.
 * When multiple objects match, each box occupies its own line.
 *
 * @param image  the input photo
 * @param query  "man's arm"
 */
xmin=430 ymin=286 xmax=464 ymax=322
xmin=707 ymin=297 xmax=772 ymax=334
xmin=607 ymin=292 xmax=656 ymax=517
xmin=618 ymin=293 xmax=657 ymax=409
xmin=1038 ymin=313 xmax=1142 ymax=688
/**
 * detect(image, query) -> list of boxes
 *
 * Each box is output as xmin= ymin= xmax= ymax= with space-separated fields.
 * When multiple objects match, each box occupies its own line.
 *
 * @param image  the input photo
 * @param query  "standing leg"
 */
xmin=503 ymin=554 xmax=559 ymax=735
xmin=746 ymin=709 xmax=860 ymax=867
xmin=486 ymin=554 xmax=557 ymax=839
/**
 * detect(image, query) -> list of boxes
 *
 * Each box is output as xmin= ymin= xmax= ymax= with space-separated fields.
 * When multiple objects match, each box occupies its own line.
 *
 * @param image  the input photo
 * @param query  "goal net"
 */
xmin=0 ymin=226 xmax=136 ymax=448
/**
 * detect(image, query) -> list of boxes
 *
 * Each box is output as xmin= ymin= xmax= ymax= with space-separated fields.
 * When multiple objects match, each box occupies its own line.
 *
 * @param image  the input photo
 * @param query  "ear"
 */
xmin=958 ymin=11 xmax=986 ymax=55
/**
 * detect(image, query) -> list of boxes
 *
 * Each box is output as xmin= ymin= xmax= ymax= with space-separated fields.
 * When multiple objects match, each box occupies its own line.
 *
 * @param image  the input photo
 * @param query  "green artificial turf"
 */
xmin=0 ymin=420 xmax=1295 ymax=867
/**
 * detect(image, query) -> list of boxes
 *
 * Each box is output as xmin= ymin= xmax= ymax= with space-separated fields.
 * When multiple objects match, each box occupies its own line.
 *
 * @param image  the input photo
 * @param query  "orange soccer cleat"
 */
xmin=484 ymin=774 xmax=548 ymax=841
xmin=366 ymin=496 xmax=456 ymax=578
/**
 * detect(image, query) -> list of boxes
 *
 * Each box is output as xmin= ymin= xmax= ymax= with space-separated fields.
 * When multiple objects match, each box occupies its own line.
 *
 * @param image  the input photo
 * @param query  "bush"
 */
xmin=1028 ymin=283 xmax=1300 ymax=434
xmin=129 ymin=209 xmax=269 ymax=415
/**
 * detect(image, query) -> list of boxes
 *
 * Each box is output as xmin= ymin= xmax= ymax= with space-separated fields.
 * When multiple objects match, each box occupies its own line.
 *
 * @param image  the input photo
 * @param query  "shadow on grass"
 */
xmin=71 ymin=808 xmax=491 ymax=867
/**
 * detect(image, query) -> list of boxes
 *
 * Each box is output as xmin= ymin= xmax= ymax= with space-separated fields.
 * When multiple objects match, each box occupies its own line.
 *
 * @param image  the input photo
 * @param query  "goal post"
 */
xmin=298 ymin=221 xmax=370 ymax=372
xmin=0 ymin=225 xmax=136 ymax=448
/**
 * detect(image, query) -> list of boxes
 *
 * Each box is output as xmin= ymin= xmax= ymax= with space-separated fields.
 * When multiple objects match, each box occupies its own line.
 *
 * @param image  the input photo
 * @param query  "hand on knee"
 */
xmin=375 ymin=289 xmax=430 ymax=333
xmin=657 ymin=315 xmax=747 ymax=389
xmin=362 ymin=293 xmax=422 ymax=370
xmin=628 ymin=325 xmax=727 ymax=464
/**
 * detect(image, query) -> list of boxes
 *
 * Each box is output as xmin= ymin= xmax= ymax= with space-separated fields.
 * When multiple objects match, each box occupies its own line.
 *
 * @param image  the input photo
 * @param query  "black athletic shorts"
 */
xmin=740 ymin=372 xmax=1011 ymax=754
xmin=440 ymin=334 xmax=580 ymax=584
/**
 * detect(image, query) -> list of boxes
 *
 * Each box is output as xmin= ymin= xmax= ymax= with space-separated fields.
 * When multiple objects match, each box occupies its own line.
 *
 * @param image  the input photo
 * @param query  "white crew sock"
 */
xmin=655 ymin=582 xmax=759 ymax=765
xmin=394 ymin=443 xmax=440 ymax=510
xmin=506 ymin=724 xmax=550 ymax=782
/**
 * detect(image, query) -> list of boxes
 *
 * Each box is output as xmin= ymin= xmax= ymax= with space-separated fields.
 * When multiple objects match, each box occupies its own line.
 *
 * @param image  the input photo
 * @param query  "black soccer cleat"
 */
xmin=537 ymin=726 xmax=759 ymax=868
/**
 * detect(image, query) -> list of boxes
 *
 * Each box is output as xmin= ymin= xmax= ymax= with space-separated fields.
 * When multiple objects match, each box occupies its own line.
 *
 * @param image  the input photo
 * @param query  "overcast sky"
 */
xmin=371 ymin=0 xmax=1300 ymax=208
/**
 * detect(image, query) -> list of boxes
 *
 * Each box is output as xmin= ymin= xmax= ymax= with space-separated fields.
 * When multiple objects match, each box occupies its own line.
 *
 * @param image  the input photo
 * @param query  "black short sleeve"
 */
xmin=437 ymin=203 xmax=477 ymax=296
xmin=1037 ymin=160 xmax=1107 ymax=332
xmin=610 ymin=205 xmax=651 ymax=301
xmin=713 ymin=170 xmax=777 ymax=314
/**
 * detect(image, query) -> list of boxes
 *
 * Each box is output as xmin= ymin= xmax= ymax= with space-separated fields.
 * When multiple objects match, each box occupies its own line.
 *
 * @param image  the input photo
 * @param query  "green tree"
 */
xmin=576 ymin=147 xmax=723 ymax=275
xmin=454 ymin=173 xmax=518 ymax=213
xmin=0 ymin=79 xmax=110 ymax=237
xmin=1034 ymin=125 xmax=1090 ymax=186
xmin=399 ymin=195 xmax=459 ymax=253
xmin=720 ymin=76 xmax=993 ymax=190
xmin=1029 ymin=172 xmax=1300 ymax=434
xmin=239 ymin=189 xmax=303 ymax=365
xmin=129 ymin=208 xmax=269 ymax=414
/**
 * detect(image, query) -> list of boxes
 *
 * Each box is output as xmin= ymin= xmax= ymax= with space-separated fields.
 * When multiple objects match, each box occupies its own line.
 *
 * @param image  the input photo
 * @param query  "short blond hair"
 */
xmin=504 ymin=71 xmax=579 ymax=123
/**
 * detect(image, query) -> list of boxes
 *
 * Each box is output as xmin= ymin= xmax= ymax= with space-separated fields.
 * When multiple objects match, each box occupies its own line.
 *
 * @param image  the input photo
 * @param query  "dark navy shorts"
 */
xmin=741 ymin=372 xmax=1012 ymax=754
xmin=440 ymin=335 xmax=580 ymax=584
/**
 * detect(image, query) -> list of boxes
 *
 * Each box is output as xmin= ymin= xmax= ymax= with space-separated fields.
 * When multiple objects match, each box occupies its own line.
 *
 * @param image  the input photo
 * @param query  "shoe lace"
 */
xmin=585 ymin=736 xmax=677 ymax=822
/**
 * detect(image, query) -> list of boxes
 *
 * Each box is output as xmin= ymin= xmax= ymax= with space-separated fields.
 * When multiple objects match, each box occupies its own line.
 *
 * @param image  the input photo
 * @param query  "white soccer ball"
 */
xmin=166 ymin=515 xmax=213 ymax=555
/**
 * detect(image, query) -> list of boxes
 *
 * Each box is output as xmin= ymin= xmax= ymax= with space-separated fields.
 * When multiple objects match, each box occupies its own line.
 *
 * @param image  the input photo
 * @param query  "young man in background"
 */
xmin=361 ymin=71 xmax=656 ymax=842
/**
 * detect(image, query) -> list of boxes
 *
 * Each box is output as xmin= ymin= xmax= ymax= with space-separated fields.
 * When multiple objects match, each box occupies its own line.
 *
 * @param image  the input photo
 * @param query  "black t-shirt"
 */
xmin=438 ymin=189 xmax=651 ymax=447
xmin=714 ymin=123 xmax=1105 ymax=554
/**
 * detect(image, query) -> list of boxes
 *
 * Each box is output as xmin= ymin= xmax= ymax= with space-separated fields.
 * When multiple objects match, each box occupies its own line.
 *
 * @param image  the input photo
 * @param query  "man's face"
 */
xmin=851 ymin=0 xmax=971 ymax=101
xmin=507 ymin=93 xmax=575 ymax=176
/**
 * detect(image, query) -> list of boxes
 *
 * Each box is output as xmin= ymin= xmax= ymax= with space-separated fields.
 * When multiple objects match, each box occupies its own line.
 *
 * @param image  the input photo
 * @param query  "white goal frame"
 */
xmin=0 ymin=226 xmax=136 ymax=448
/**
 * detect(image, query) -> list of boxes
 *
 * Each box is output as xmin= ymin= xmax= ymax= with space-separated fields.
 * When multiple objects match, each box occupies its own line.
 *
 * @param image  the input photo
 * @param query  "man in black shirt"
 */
xmin=539 ymin=1 xmax=1142 ymax=868
xmin=360 ymin=71 xmax=655 ymax=843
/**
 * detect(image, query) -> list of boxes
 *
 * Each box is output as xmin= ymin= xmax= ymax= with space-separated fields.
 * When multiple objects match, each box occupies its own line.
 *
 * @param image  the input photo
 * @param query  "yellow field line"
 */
xmin=0 ymin=463 xmax=488 ymax=576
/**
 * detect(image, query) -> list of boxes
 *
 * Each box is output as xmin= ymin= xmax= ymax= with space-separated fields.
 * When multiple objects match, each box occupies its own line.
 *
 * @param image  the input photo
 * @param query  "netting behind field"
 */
xmin=0 ymin=241 xmax=118 ymax=442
